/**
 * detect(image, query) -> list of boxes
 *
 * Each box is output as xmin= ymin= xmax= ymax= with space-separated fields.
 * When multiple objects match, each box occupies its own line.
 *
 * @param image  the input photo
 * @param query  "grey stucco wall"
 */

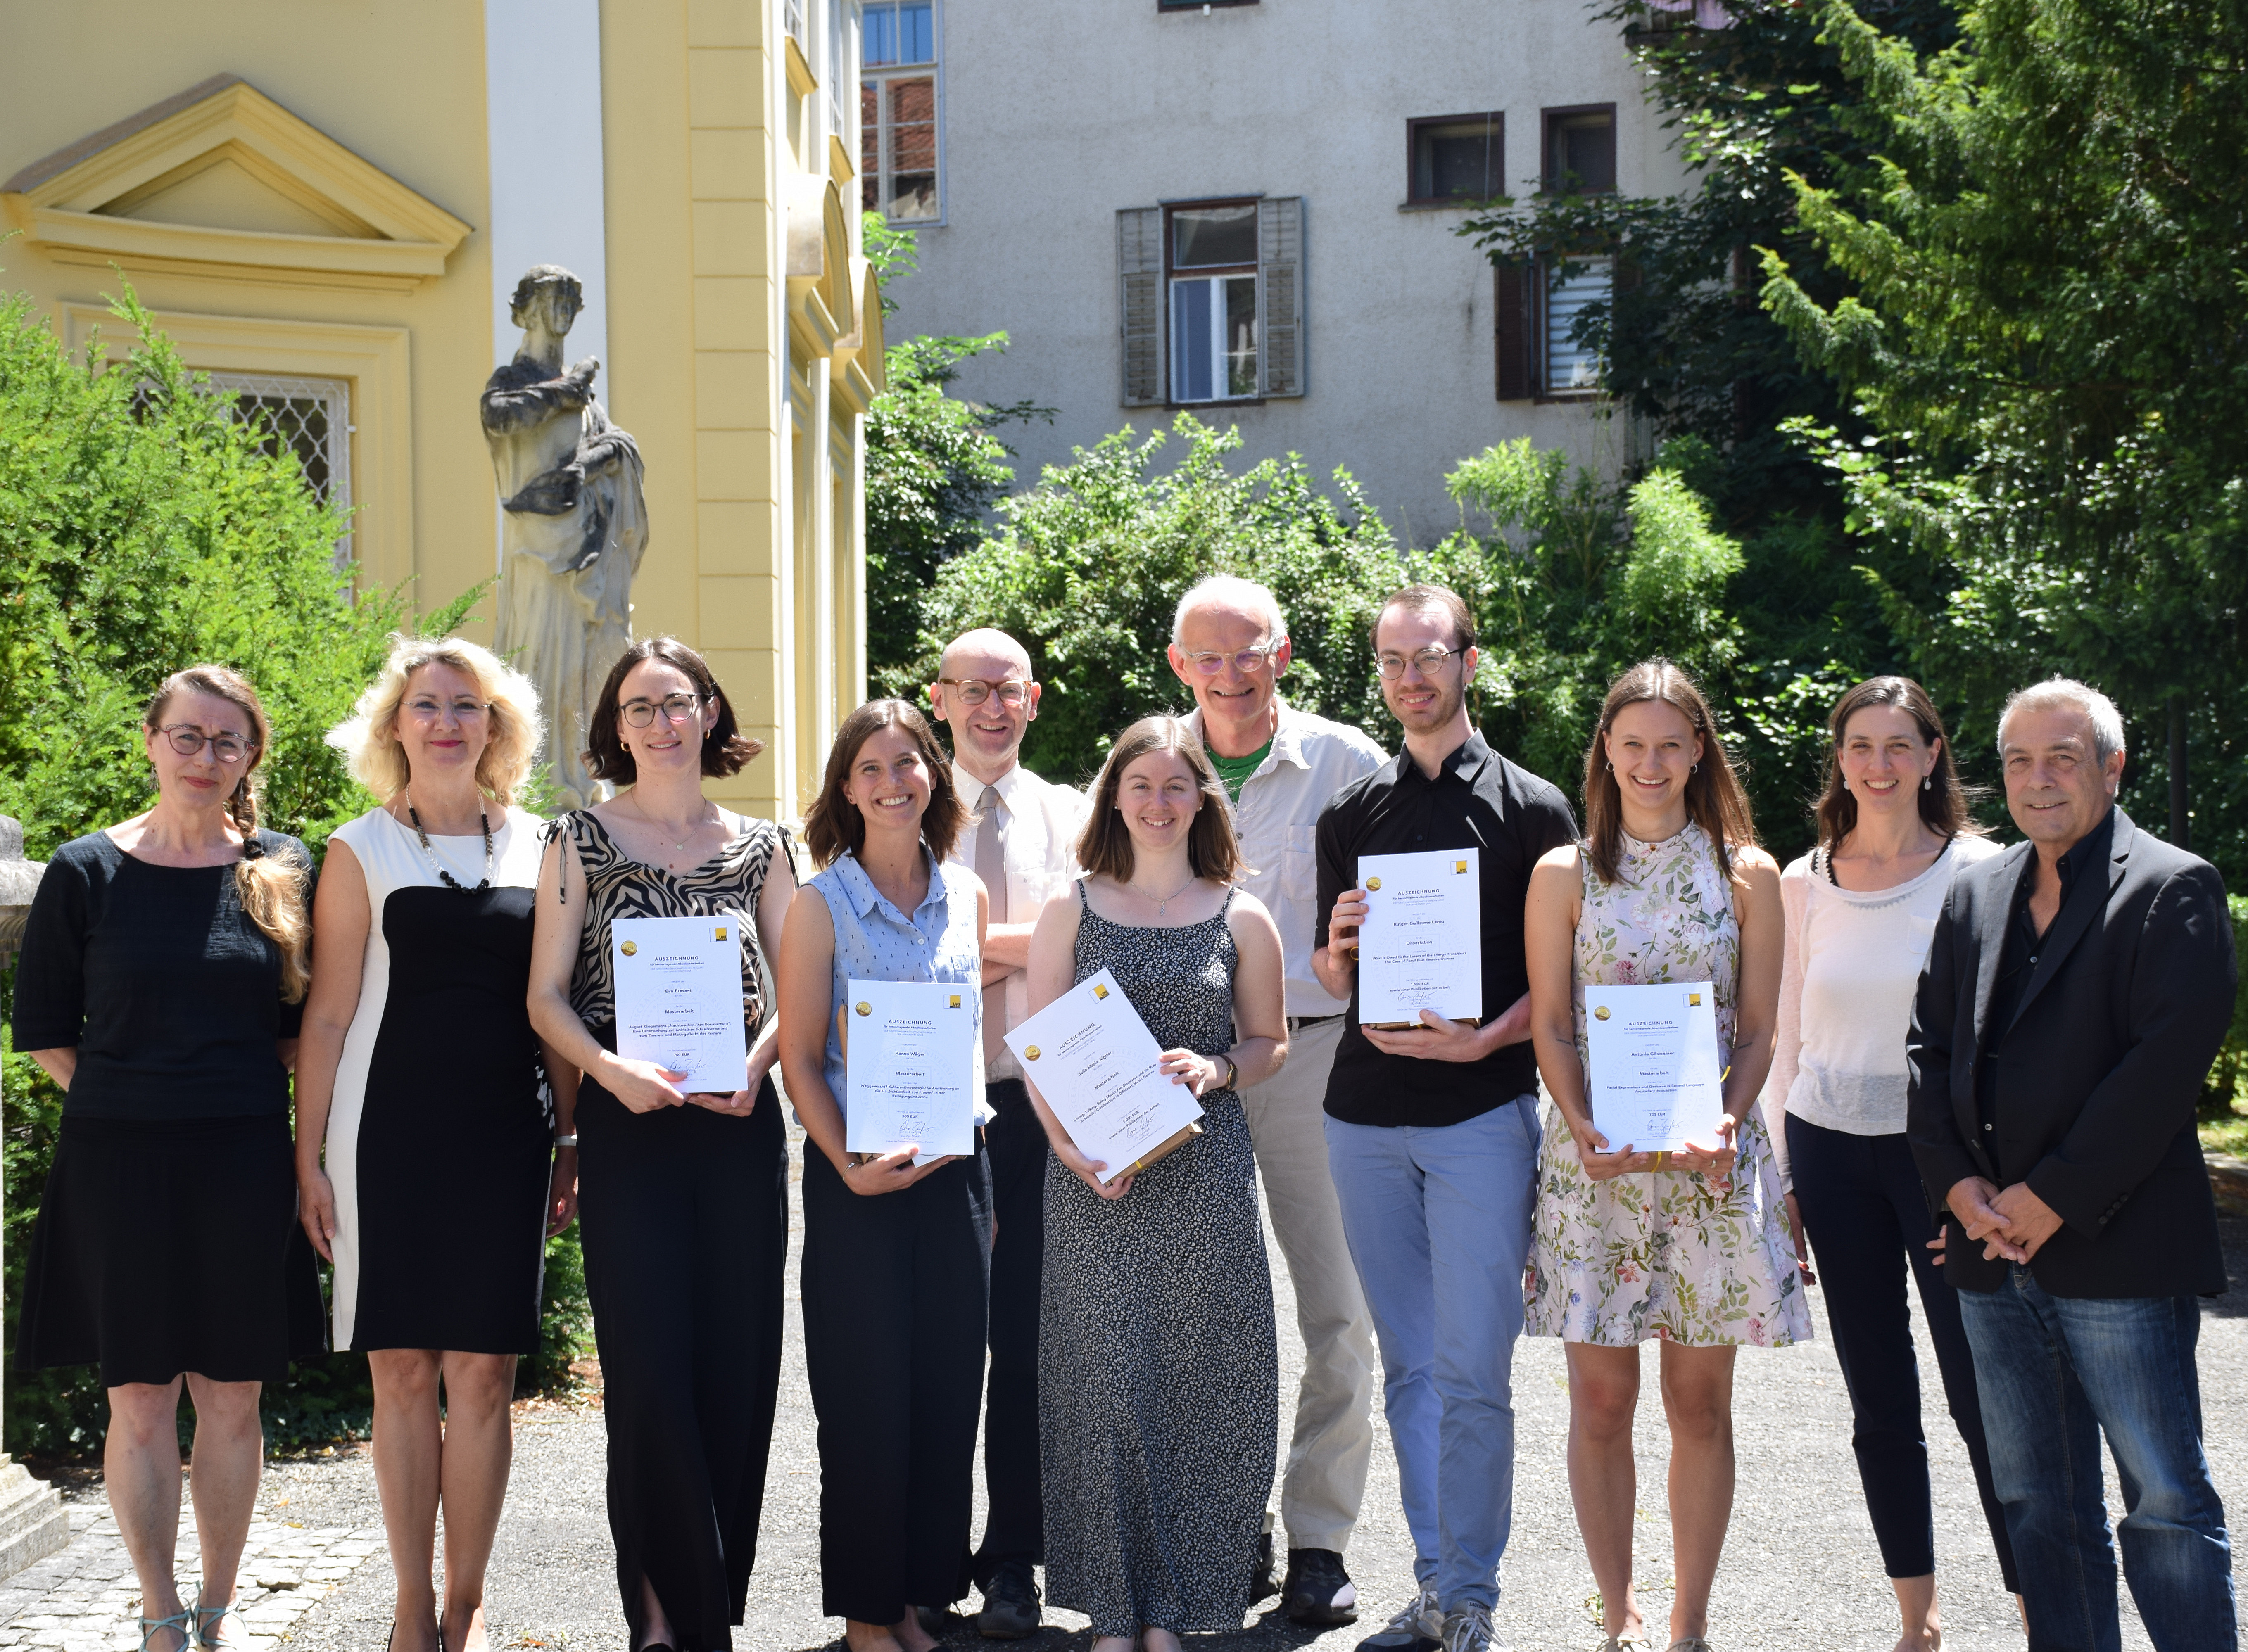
xmin=881 ymin=0 xmax=1695 ymax=546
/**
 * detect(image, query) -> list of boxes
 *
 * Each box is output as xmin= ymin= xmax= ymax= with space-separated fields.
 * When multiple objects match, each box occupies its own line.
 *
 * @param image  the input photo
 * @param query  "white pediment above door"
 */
xmin=0 ymin=75 xmax=472 ymax=292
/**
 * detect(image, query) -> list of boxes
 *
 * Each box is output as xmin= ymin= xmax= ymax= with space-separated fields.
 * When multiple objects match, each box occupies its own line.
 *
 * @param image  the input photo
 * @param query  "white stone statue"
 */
xmin=481 ymin=265 xmax=648 ymax=809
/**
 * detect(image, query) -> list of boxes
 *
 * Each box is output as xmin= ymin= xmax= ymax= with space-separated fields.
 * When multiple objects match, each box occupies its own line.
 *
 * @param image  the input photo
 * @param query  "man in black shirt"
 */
xmin=1312 ymin=586 xmax=1578 ymax=1652
xmin=1908 ymin=678 xmax=2236 ymax=1649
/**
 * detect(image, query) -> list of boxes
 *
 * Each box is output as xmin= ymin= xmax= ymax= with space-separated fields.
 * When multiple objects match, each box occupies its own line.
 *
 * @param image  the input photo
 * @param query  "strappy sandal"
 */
xmin=192 ymin=1586 xmax=247 ymax=1652
xmin=138 ymin=1609 xmax=194 ymax=1652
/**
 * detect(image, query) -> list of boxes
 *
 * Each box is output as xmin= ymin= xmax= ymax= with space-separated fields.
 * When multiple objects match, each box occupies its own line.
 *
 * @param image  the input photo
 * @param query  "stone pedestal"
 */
xmin=0 ymin=1456 xmax=68 ymax=1580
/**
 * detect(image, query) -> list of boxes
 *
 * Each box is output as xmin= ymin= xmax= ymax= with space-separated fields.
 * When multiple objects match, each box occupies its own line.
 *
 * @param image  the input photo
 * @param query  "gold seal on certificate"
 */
xmin=1356 ymin=847 xmax=1482 ymax=1028
xmin=844 ymin=979 xmax=978 ymax=1162
xmin=1004 ymin=968 xmax=1203 ymax=1184
xmin=1582 ymin=980 xmax=1726 ymax=1154
xmin=611 ymin=915 xmax=747 ymax=1093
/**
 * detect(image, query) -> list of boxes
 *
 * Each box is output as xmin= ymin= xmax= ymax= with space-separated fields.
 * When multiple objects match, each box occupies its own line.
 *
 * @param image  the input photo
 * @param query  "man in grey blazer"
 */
xmin=1908 ymin=677 xmax=2237 ymax=1650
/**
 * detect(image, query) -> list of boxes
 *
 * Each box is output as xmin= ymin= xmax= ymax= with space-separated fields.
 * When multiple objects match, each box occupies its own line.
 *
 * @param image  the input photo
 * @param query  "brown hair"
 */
xmin=803 ymin=698 xmax=967 ymax=867
xmin=1580 ymin=658 xmax=1759 ymax=888
xmin=144 ymin=666 xmax=312 ymax=1002
xmin=584 ymin=637 xmax=763 ymax=784
xmin=1075 ymin=716 xmax=1245 ymax=884
xmin=1370 ymin=582 xmax=1477 ymax=652
xmin=1814 ymin=674 xmax=1984 ymax=849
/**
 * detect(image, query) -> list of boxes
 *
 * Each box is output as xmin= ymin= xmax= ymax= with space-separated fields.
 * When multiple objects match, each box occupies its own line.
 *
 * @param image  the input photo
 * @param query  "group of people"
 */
xmin=10 ymin=573 xmax=2237 ymax=1652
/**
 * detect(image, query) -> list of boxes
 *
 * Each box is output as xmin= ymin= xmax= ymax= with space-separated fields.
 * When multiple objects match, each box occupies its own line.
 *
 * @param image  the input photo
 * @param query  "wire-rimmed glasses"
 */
xmin=621 ymin=693 xmax=706 ymax=729
xmin=1179 ymin=637 xmax=1287 ymax=676
xmin=1376 ymin=646 xmax=1464 ymax=680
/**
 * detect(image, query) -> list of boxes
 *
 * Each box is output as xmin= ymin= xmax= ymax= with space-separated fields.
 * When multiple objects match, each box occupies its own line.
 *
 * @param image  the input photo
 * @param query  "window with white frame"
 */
xmin=209 ymin=372 xmax=354 ymax=554
xmin=827 ymin=0 xmax=848 ymax=142
xmin=1169 ymin=202 xmax=1260 ymax=402
xmin=860 ymin=0 xmax=938 ymax=221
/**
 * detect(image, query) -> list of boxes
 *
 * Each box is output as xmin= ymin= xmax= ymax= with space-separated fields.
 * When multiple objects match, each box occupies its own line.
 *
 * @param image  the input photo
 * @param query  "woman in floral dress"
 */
xmin=1523 ymin=660 xmax=1804 ymax=1652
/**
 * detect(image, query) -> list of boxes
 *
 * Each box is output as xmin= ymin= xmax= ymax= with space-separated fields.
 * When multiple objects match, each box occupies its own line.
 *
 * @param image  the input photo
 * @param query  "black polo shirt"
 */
xmin=1976 ymin=806 xmax=2113 ymax=1178
xmin=1315 ymin=732 xmax=1578 ymax=1128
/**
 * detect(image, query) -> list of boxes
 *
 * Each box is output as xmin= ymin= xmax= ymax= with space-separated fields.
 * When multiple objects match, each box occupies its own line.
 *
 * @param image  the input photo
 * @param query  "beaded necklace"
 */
xmin=403 ymin=788 xmax=494 ymax=891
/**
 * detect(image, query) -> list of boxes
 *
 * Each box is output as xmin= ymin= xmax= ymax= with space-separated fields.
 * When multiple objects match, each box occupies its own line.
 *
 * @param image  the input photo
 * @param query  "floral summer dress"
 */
xmin=1525 ymin=823 xmax=1810 ymax=1348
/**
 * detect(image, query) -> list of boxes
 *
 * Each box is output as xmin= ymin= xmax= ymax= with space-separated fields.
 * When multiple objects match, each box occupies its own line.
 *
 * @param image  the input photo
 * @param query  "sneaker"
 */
xmin=1282 ymin=1548 xmax=1359 ymax=1626
xmin=1440 ymin=1602 xmax=1503 ymax=1652
xmin=1355 ymin=1589 xmax=1442 ymax=1652
xmin=975 ymin=1561 xmax=1041 ymax=1640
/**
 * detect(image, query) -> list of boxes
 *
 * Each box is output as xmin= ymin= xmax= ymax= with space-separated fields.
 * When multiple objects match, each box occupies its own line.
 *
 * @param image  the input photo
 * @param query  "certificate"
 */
xmin=611 ymin=915 xmax=749 ymax=1094
xmin=1004 ymin=968 xmax=1203 ymax=1185
xmin=844 ymin=979 xmax=978 ymax=1161
xmin=1356 ymin=848 xmax=1482 ymax=1026
xmin=1582 ymin=981 xmax=1726 ymax=1154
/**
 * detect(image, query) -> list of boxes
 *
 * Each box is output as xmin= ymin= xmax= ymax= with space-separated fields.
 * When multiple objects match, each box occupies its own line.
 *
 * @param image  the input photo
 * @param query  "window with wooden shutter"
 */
xmin=1258 ymin=195 xmax=1306 ymax=399
xmin=1118 ymin=206 xmax=1166 ymax=407
xmin=1495 ymin=259 xmax=1531 ymax=401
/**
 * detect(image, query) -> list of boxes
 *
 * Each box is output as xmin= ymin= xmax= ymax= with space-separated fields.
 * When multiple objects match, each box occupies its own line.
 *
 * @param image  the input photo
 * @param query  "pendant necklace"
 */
xmin=1131 ymin=873 xmax=1198 ymax=920
xmin=404 ymin=788 xmax=494 ymax=891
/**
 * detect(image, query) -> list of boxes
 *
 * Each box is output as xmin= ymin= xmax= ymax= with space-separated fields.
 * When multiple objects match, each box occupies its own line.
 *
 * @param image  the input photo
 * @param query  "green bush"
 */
xmin=0 ymin=285 xmax=589 ymax=1455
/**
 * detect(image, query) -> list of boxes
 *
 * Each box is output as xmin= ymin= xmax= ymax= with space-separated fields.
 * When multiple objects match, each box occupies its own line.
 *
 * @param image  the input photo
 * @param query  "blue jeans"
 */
xmin=1324 ymin=1099 xmax=1541 ymax=1613
xmin=1958 ymin=1269 xmax=2234 ymax=1651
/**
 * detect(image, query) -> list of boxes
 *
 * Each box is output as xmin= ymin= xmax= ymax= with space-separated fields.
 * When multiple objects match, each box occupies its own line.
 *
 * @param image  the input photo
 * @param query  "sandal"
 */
xmin=138 ymin=1610 xmax=194 ymax=1652
xmin=192 ymin=1586 xmax=247 ymax=1652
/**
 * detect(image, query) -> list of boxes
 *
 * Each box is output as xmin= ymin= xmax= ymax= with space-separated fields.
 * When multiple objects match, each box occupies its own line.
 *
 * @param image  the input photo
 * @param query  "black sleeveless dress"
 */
xmin=1038 ymin=884 xmax=1279 ymax=1636
xmin=551 ymin=810 xmax=790 ymax=1652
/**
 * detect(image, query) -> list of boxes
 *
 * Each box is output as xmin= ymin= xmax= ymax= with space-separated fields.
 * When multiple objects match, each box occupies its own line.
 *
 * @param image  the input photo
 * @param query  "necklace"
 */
xmin=1130 ymin=873 xmax=1198 ymax=919
xmin=404 ymin=788 xmax=493 ymax=891
xmin=631 ymin=795 xmax=715 ymax=857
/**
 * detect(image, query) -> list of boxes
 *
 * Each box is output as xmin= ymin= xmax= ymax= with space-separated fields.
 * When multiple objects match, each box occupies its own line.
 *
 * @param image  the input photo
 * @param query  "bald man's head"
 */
xmin=930 ymin=627 xmax=1040 ymax=783
xmin=939 ymin=627 xmax=1033 ymax=681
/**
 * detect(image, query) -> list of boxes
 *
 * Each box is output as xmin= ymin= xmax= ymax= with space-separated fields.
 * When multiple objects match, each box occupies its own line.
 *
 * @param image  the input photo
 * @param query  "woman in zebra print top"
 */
xmin=529 ymin=637 xmax=796 ymax=1652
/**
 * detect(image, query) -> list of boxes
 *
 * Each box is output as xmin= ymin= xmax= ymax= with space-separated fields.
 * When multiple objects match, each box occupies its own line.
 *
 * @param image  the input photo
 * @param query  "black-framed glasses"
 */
xmin=157 ymin=724 xmax=255 ymax=763
xmin=1376 ymin=646 xmax=1465 ymax=680
xmin=621 ymin=693 xmax=705 ymax=729
xmin=937 ymin=677 xmax=1033 ymax=707
xmin=1180 ymin=637 xmax=1287 ymax=676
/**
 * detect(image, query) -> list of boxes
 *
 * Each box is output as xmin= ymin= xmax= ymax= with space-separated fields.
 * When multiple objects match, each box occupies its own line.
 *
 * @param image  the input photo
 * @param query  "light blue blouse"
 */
xmin=806 ymin=846 xmax=986 ymax=1123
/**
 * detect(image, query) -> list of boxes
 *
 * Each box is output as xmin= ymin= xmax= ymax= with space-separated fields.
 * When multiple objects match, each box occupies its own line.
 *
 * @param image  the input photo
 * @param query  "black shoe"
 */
xmin=1250 ymin=1512 xmax=1279 ymax=1603
xmin=1283 ymin=1548 xmax=1359 ymax=1627
xmin=913 ymin=1605 xmax=956 ymax=1641
xmin=975 ymin=1562 xmax=1041 ymax=1640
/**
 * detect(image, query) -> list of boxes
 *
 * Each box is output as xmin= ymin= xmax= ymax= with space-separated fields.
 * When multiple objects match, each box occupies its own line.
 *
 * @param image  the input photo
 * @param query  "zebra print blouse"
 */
xmin=544 ymin=809 xmax=792 ymax=1037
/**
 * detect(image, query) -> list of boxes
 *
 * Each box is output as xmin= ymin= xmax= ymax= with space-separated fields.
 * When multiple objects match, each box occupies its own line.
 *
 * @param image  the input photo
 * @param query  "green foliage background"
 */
xmin=0 ymin=289 xmax=592 ymax=1455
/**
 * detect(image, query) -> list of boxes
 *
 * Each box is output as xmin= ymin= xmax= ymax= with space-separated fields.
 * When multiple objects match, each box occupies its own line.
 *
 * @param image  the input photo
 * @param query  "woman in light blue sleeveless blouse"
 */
xmin=776 ymin=698 xmax=991 ymax=1652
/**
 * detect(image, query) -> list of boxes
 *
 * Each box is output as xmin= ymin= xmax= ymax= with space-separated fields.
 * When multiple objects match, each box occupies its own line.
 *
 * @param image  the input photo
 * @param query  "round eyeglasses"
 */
xmin=1180 ymin=637 xmax=1286 ymax=676
xmin=157 ymin=724 xmax=255 ymax=763
xmin=1376 ymin=646 xmax=1465 ymax=680
xmin=621 ymin=693 xmax=705 ymax=729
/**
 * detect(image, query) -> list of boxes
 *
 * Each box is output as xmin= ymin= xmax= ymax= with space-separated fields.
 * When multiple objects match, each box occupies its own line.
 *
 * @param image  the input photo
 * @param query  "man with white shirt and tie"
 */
xmin=1169 ymin=576 xmax=1385 ymax=1629
xmin=929 ymin=627 xmax=1090 ymax=1640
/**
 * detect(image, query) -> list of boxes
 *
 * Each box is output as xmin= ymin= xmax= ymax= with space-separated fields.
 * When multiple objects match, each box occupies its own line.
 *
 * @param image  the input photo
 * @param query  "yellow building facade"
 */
xmin=0 ymin=0 xmax=880 ymax=822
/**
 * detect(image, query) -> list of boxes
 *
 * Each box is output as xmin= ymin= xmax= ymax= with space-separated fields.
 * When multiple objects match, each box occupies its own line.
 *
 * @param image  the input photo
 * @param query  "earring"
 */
xmin=1691 ymin=763 xmax=1699 ymax=774
xmin=1923 ymin=775 xmax=1932 ymax=791
xmin=1606 ymin=761 xmax=1614 ymax=772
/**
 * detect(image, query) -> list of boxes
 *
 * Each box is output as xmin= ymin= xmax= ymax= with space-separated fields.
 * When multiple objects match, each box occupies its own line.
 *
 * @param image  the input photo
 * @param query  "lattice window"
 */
xmin=205 ymin=373 xmax=354 ymax=559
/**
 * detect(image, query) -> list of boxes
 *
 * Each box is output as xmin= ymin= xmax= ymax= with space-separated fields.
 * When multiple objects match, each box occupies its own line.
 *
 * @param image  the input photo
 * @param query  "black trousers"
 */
xmin=802 ymin=1143 xmax=993 ymax=1624
xmin=1788 ymin=1113 xmax=2021 ymax=1593
xmin=579 ymin=1073 xmax=788 ymax=1652
xmin=972 ymin=1081 xmax=1048 ymax=1586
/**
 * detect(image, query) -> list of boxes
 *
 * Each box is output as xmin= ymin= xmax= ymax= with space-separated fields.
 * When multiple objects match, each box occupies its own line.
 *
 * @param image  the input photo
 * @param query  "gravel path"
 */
xmin=20 ymin=1130 xmax=2248 ymax=1652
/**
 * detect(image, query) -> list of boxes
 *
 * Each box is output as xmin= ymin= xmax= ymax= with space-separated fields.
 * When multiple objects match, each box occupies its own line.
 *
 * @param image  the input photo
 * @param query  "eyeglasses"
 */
xmin=621 ymin=693 xmax=705 ymax=729
xmin=1377 ymin=646 xmax=1465 ymax=680
xmin=157 ymin=724 xmax=254 ymax=763
xmin=405 ymin=696 xmax=491 ymax=722
xmin=937 ymin=677 xmax=1033 ymax=707
xmin=1179 ymin=637 xmax=1286 ymax=676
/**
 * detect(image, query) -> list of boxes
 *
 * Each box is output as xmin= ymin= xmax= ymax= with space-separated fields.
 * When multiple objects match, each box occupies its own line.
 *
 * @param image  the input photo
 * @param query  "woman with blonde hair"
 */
xmin=13 ymin=665 xmax=321 ymax=1652
xmin=1023 ymin=715 xmax=1288 ymax=1652
xmin=295 ymin=632 xmax=568 ymax=1652
xmin=1523 ymin=660 xmax=1805 ymax=1652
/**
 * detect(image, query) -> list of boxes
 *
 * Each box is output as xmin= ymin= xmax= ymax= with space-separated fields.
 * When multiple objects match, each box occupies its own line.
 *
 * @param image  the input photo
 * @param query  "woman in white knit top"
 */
xmin=1763 ymin=676 xmax=2020 ymax=1651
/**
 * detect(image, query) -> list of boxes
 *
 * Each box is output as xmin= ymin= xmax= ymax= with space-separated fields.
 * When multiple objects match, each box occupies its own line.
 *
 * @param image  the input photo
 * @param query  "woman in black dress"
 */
xmin=13 ymin=665 xmax=321 ymax=1652
xmin=528 ymin=638 xmax=795 ymax=1652
xmin=293 ymin=634 xmax=571 ymax=1652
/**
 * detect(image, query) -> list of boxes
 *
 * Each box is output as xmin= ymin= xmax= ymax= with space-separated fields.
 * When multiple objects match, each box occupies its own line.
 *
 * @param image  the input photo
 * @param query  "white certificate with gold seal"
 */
xmin=844 ymin=978 xmax=979 ymax=1161
xmin=1356 ymin=847 xmax=1483 ymax=1026
xmin=1581 ymin=980 xmax=1725 ymax=1153
xmin=611 ymin=914 xmax=749 ymax=1094
xmin=1003 ymin=967 xmax=1203 ymax=1184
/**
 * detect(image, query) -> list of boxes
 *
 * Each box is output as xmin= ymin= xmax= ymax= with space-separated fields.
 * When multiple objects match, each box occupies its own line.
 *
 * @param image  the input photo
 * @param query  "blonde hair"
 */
xmin=145 ymin=667 xmax=312 ymax=1003
xmin=327 ymin=633 xmax=545 ymax=807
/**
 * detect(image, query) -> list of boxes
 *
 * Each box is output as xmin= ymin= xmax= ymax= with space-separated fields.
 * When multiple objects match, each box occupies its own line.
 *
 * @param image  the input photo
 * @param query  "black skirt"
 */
xmin=15 ymin=1113 xmax=326 ymax=1387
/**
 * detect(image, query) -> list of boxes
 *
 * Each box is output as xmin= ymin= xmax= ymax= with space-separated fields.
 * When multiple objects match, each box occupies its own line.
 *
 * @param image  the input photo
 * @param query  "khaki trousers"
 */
xmin=1240 ymin=1012 xmax=1378 ymax=1553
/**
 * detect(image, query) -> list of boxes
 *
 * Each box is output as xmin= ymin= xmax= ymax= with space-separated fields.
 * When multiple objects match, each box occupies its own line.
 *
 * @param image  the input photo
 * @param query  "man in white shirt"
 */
xmin=1169 ymin=576 xmax=1385 ymax=1628
xmin=930 ymin=626 xmax=1089 ymax=1640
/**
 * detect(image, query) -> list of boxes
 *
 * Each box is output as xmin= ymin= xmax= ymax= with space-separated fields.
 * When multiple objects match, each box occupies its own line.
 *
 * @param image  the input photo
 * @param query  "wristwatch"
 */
xmin=553 ymin=1133 xmax=580 ymax=1149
